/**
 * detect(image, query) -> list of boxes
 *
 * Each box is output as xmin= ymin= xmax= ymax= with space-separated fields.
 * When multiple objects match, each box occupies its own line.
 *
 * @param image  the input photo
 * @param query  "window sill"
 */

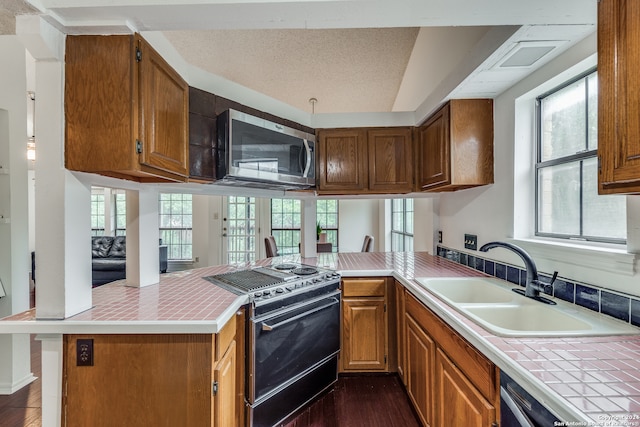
xmin=510 ymin=237 xmax=637 ymax=276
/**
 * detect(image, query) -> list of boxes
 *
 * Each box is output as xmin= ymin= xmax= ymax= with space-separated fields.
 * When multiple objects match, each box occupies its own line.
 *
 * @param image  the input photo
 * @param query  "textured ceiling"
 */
xmin=164 ymin=28 xmax=420 ymax=114
xmin=0 ymin=0 xmax=38 ymax=35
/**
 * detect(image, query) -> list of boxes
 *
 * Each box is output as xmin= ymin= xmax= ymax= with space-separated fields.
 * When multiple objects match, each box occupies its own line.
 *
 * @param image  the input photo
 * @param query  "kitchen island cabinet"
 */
xmin=598 ymin=0 xmax=640 ymax=194
xmin=414 ymin=99 xmax=493 ymax=192
xmin=65 ymin=34 xmax=189 ymax=182
xmin=62 ymin=311 xmax=244 ymax=427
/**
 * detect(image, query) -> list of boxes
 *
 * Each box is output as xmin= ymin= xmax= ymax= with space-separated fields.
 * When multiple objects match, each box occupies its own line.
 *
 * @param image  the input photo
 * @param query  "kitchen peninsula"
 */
xmin=2 ymin=251 xmax=640 ymax=426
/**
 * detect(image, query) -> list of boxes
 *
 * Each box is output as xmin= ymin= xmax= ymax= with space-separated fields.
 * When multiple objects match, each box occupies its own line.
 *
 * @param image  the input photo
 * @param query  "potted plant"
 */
xmin=316 ymin=222 xmax=322 ymax=241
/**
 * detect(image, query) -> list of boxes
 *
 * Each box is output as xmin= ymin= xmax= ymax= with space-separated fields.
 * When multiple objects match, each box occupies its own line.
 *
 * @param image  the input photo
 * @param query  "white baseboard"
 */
xmin=0 ymin=373 xmax=37 ymax=395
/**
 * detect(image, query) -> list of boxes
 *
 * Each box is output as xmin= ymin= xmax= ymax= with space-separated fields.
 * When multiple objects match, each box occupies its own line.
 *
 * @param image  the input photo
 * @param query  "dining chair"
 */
xmin=361 ymin=235 xmax=374 ymax=252
xmin=265 ymin=236 xmax=279 ymax=257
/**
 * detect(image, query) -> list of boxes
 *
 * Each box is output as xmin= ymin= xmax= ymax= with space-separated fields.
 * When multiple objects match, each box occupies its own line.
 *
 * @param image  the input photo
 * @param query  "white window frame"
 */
xmin=535 ymin=68 xmax=626 ymax=244
xmin=391 ymin=198 xmax=413 ymax=252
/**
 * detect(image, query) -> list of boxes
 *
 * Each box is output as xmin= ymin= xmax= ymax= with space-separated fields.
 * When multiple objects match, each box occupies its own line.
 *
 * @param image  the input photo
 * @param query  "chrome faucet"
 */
xmin=479 ymin=241 xmax=557 ymax=303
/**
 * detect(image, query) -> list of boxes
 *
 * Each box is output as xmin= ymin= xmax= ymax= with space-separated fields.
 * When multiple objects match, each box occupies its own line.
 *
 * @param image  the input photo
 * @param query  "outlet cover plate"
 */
xmin=76 ymin=339 xmax=94 ymax=366
xmin=464 ymin=234 xmax=477 ymax=251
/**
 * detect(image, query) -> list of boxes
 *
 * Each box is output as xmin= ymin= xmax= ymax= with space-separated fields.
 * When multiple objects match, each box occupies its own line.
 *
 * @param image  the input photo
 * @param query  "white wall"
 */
xmin=437 ymin=32 xmax=640 ymax=296
xmin=338 ymin=199 xmax=379 ymax=252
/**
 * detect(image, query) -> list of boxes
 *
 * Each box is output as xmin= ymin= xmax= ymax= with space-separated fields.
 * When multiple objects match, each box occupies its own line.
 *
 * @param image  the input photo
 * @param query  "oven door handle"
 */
xmin=262 ymin=297 xmax=340 ymax=331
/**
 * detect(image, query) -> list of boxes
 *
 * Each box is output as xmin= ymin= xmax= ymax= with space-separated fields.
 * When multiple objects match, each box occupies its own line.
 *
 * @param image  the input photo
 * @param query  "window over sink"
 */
xmin=535 ymin=69 xmax=626 ymax=244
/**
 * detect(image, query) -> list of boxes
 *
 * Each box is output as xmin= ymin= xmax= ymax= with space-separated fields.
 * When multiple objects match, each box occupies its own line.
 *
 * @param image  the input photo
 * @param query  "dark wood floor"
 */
xmin=0 ymin=335 xmax=42 ymax=427
xmin=282 ymin=375 xmax=422 ymax=427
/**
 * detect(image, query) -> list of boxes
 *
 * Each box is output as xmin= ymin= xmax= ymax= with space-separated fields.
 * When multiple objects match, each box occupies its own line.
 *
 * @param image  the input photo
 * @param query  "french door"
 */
xmin=222 ymin=196 xmax=259 ymax=264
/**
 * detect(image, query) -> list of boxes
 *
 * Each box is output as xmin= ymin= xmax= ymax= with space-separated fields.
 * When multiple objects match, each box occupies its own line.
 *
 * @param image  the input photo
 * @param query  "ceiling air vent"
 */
xmin=492 ymin=41 xmax=566 ymax=69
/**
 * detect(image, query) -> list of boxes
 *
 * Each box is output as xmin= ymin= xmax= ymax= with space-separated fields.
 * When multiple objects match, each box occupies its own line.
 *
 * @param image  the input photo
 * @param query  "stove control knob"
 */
xmin=254 ymin=292 xmax=262 ymax=298
xmin=285 ymin=285 xmax=294 ymax=291
xmin=275 ymin=287 xmax=284 ymax=294
xmin=263 ymin=289 xmax=271 ymax=295
xmin=314 ymin=278 xmax=322 ymax=283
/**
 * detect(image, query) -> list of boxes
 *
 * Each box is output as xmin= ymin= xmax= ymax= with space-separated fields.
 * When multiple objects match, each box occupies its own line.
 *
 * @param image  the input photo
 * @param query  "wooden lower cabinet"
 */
xmin=402 ymin=289 xmax=499 ymax=427
xmin=405 ymin=313 xmax=435 ymax=426
xmin=341 ymin=277 xmax=390 ymax=372
xmin=394 ymin=279 xmax=406 ymax=382
xmin=436 ymin=348 xmax=496 ymax=427
xmin=62 ymin=312 xmax=243 ymax=426
xmin=214 ymin=340 xmax=237 ymax=427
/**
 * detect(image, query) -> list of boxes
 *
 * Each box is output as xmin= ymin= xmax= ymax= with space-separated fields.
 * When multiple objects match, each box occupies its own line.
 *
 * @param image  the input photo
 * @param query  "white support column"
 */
xmin=0 ymin=36 xmax=36 ymax=395
xmin=37 ymin=334 xmax=63 ymax=427
xmin=125 ymin=187 xmax=160 ymax=287
xmin=34 ymin=54 xmax=92 ymax=320
xmin=300 ymin=198 xmax=317 ymax=258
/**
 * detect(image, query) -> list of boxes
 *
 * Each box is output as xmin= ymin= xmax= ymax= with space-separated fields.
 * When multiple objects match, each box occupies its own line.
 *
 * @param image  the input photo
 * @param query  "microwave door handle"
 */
xmin=302 ymin=139 xmax=312 ymax=178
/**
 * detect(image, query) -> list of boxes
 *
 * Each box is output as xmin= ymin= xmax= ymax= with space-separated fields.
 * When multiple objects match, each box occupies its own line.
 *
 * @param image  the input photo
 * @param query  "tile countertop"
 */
xmin=2 ymin=251 xmax=640 ymax=425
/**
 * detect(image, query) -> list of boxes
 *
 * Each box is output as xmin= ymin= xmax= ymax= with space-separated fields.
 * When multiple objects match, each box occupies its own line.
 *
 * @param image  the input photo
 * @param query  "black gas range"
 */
xmin=204 ymin=262 xmax=341 ymax=427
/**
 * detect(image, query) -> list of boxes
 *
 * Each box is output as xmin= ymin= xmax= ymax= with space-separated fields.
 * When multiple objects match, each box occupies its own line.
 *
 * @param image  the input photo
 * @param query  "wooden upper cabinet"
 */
xmin=415 ymin=99 xmax=494 ymax=192
xmin=317 ymin=128 xmax=368 ymax=193
xmin=136 ymin=36 xmax=189 ymax=179
xmin=368 ymin=128 xmax=414 ymax=193
xmin=65 ymin=34 xmax=189 ymax=182
xmin=598 ymin=0 xmax=640 ymax=194
xmin=317 ymin=127 xmax=413 ymax=194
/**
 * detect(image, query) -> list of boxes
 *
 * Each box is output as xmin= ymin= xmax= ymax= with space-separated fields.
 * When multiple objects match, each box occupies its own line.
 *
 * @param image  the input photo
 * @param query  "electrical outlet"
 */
xmin=438 ymin=231 xmax=443 ymax=244
xmin=464 ymin=234 xmax=478 ymax=250
xmin=76 ymin=339 xmax=94 ymax=366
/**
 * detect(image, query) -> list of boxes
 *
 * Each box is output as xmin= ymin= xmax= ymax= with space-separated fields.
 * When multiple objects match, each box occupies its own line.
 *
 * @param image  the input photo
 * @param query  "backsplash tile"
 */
xmin=437 ymin=245 xmax=640 ymax=327
xmin=554 ymin=279 xmax=575 ymax=303
xmin=576 ymin=285 xmax=600 ymax=312
xmin=601 ymin=291 xmax=630 ymax=322
xmin=484 ymin=260 xmax=495 ymax=276
xmin=507 ymin=266 xmax=520 ymax=285
xmin=630 ymin=300 xmax=640 ymax=328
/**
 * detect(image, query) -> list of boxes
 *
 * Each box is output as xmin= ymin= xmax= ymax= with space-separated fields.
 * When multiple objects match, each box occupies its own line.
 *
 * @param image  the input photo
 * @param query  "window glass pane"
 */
xmin=537 ymin=162 xmax=581 ymax=236
xmin=582 ymin=158 xmax=626 ymax=239
xmin=158 ymin=193 xmax=193 ymax=260
xmin=587 ymin=72 xmax=598 ymax=151
xmin=540 ymin=79 xmax=587 ymax=161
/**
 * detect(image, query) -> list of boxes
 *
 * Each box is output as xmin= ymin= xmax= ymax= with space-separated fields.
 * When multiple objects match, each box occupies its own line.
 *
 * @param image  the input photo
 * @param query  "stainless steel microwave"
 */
xmin=216 ymin=109 xmax=316 ymax=188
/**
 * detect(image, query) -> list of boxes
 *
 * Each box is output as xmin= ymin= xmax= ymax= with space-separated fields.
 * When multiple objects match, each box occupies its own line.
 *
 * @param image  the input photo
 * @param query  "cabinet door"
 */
xmin=415 ymin=105 xmax=450 ymax=190
xmin=317 ymin=129 xmax=368 ymax=193
xmin=214 ymin=340 xmax=237 ymax=427
xmin=341 ymin=297 xmax=387 ymax=371
xmin=598 ymin=0 xmax=640 ymax=194
xmin=137 ymin=36 xmax=189 ymax=178
xmin=405 ymin=313 xmax=435 ymax=427
xmin=368 ymin=128 xmax=414 ymax=193
xmin=435 ymin=348 xmax=496 ymax=427
xmin=395 ymin=280 xmax=406 ymax=382
xmin=62 ymin=334 xmax=213 ymax=426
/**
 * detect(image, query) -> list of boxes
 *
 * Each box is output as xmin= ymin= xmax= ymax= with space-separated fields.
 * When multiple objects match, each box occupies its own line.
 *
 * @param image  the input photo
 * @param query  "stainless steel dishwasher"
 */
xmin=500 ymin=372 xmax=561 ymax=427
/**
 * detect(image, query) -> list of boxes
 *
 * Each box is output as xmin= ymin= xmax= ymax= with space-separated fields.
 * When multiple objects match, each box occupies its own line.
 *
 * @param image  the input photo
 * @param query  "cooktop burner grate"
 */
xmin=203 ymin=268 xmax=286 ymax=294
xmin=272 ymin=263 xmax=299 ymax=270
xmin=291 ymin=267 xmax=318 ymax=275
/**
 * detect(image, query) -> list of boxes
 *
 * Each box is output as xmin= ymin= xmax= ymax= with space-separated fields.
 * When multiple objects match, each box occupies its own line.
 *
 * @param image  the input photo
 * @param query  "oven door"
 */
xmin=249 ymin=290 xmax=341 ymax=404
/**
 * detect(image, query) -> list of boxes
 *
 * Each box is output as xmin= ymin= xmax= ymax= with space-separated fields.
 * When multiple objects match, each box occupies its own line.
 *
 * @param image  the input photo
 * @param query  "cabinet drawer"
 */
xmin=343 ymin=278 xmax=386 ymax=297
xmin=405 ymin=291 xmax=497 ymax=401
